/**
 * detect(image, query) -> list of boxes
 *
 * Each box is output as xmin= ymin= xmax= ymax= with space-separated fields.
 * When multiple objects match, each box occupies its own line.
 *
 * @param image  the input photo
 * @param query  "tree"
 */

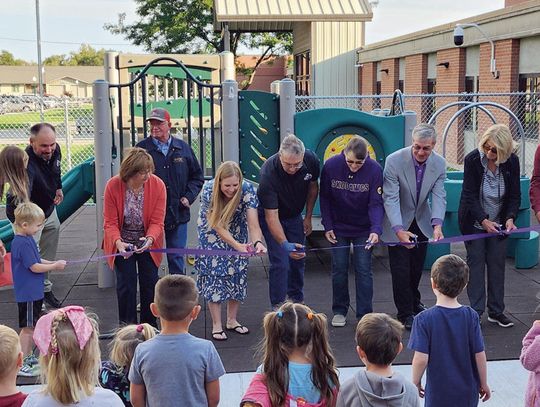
xmin=69 ymin=44 xmax=107 ymax=66
xmin=43 ymin=45 xmax=107 ymax=66
xmin=0 ymin=50 xmax=29 ymax=65
xmin=105 ymin=0 xmax=292 ymax=89
xmin=44 ymin=54 xmax=69 ymax=66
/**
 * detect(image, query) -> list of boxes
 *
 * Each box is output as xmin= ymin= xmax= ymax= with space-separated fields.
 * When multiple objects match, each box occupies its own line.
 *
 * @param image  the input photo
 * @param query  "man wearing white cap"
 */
xmin=137 ymin=108 xmax=204 ymax=274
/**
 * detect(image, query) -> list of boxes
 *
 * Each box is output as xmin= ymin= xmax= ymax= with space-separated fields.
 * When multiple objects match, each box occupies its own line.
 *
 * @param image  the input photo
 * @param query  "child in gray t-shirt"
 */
xmin=129 ymin=275 xmax=225 ymax=407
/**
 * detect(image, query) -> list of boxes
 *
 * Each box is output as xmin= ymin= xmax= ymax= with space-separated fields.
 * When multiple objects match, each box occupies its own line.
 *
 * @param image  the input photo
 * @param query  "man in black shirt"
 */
xmin=257 ymin=134 xmax=320 ymax=308
xmin=7 ymin=123 xmax=63 ymax=308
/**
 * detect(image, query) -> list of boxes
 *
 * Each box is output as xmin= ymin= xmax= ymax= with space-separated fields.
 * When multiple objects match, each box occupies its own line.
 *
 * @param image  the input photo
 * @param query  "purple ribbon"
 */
xmin=306 ymin=224 xmax=540 ymax=252
xmin=66 ymin=247 xmax=255 ymax=265
xmin=65 ymin=224 xmax=540 ymax=265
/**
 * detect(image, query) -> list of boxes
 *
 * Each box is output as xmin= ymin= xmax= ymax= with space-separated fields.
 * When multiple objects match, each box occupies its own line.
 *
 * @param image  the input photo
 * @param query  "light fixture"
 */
xmin=380 ymin=68 xmax=389 ymax=74
xmin=437 ymin=62 xmax=450 ymax=69
xmin=453 ymin=23 xmax=499 ymax=79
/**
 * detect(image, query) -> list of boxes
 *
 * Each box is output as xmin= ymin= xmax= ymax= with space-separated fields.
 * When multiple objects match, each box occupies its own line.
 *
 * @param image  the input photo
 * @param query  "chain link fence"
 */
xmin=2 ymin=92 xmax=538 ymax=176
xmin=0 ymin=95 xmax=94 ymax=174
xmin=297 ymin=92 xmax=540 ymax=176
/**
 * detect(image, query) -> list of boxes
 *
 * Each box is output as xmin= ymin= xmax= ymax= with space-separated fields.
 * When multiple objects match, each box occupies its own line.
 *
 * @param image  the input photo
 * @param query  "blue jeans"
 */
xmin=331 ymin=236 xmax=373 ymax=318
xmin=165 ymin=222 xmax=187 ymax=275
xmin=259 ymin=212 xmax=305 ymax=307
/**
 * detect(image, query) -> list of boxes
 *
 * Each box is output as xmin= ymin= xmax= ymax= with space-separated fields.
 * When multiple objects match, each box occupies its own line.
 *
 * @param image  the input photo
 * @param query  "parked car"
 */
xmin=0 ymin=95 xmax=35 ymax=113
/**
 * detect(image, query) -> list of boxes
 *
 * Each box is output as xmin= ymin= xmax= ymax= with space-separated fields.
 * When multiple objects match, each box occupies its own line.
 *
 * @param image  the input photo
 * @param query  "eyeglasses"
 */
xmin=280 ymin=157 xmax=303 ymax=170
xmin=483 ymin=144 xmax=497 ymax=154
xmin=412 ymin=144 xmax=433 ymax=152
xmin=346 ymin=159 xmax=365 ymax=165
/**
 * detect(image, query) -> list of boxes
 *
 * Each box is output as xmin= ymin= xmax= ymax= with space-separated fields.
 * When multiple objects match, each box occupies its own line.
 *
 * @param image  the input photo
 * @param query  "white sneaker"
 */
xmin=331 ymin=314 xmax=346 ymax=327
xmin=18 ymin=356 xmax=40 ymax=377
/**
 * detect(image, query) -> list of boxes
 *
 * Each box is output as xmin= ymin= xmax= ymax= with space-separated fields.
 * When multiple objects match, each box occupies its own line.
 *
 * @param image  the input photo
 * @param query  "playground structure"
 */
xmin=1 ymin=54 xmax=538 ymax=289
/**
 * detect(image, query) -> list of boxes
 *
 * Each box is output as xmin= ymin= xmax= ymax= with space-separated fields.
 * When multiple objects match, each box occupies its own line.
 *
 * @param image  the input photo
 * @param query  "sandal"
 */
xmin=211 ymin=331 xmax=228 ymax=341
xmin=226 ymin=324 xmax=250 ymax=335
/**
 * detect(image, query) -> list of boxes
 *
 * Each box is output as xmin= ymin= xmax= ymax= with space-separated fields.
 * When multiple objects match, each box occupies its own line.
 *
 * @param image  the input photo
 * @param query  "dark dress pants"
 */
xmin=115 ymin=252 xmax=158 ymax=327
xmin=387 ymin=220 xmax=428 ymax=321
xmin=465 ymin=235 xmax=507 ymax=317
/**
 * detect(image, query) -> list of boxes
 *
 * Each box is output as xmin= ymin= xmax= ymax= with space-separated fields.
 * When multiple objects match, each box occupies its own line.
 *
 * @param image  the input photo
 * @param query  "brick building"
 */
xmin=357 ymin=0 xmax=539 ymax=105
xmin=357 ymin=0 xmax=540 ymax=167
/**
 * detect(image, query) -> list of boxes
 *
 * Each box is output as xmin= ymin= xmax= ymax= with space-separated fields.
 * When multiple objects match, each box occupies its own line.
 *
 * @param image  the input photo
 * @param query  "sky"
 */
xmin=0 ymin=0 xmax=505 ymax=63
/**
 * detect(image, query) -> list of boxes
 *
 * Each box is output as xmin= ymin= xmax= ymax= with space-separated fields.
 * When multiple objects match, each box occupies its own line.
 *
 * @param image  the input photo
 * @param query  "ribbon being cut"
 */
xmin=62 ymin=223 xmax=540 ymax=266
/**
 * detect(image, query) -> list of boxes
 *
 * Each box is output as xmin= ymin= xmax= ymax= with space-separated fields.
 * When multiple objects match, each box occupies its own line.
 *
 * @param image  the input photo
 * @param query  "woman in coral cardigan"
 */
xmin=103 ymin=147 xmax=166 ymax=327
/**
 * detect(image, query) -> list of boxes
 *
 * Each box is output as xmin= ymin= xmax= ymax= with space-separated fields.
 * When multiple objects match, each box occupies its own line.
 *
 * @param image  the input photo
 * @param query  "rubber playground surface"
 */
xmin=1 ymin=204 xmax=539 ymax=384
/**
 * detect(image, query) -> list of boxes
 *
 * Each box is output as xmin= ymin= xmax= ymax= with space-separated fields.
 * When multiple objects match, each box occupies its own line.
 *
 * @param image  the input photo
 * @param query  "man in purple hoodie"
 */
xmin=320 ymin=136 xmax=384 ymax=327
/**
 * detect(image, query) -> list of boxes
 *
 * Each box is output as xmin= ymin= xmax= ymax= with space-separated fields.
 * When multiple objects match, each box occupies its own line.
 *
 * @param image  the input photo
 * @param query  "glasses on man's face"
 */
xmin=412 ymin=144 xmax=433 ymax=152
xmin=280 ymin=157 xmax=303 ymax=170
xmin=483 ymin=144 xmax=497 ymax=154
xmin=346 ymin=159 xmax=365 ymax=166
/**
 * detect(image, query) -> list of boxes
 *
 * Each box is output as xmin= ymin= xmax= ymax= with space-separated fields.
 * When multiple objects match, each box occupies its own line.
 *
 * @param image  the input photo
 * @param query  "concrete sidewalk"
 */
xmin=19 ymin=360 xmax=527 ymax=406
xmin=1 ymin=204 xmax=537 ymax=405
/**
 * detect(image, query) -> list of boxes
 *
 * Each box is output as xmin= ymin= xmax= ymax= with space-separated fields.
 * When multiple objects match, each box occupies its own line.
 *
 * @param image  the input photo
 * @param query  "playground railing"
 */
xmin=296 ymin=92 xmax=540 ymax=176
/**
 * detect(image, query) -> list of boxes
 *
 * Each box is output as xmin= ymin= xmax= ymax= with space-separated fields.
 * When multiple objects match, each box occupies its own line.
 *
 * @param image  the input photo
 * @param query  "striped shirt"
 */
xmin=474 ymin=150 xmax=506 ymax=229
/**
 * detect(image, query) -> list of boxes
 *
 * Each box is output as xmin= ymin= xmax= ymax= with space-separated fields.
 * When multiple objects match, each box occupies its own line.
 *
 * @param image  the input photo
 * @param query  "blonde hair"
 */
xmin=0 ymin=325 xmax=21 ymax=380
xmin=478 ymin=124 xmax=516 ymax=165
xmin=14 ymin=202 xmax=45 ymax=233
xmin=119 ymin=147 xmax=155 ymax=183
xmin=207 ymin=161 xmax=243 ymax=229
xmin=0 ymin=145 xmax=29 ymax=204
xmin=40 ymin=310 xmax=100 ymax=404
xmin=109 ymin=323 xmax=155 ymax=368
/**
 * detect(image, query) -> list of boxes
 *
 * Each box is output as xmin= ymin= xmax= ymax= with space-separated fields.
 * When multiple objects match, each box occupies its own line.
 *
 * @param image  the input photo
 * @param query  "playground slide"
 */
xmin=0 ymin=158 xmax=95 ymax=250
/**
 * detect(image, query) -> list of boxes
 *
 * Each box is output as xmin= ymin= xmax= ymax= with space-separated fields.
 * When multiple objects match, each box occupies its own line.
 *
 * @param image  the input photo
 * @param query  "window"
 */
xmin=373 ymin=80 xmax=382 ymax=109
xmin=294 ymin=51 xmax=310 ymax=96
xmin=463 ymin=76 xmax=479 ymax=131
xmin=423 ymin=79 xmax=436 ymax=122
xmin=518 ymin=74 xmax=540 ymax=140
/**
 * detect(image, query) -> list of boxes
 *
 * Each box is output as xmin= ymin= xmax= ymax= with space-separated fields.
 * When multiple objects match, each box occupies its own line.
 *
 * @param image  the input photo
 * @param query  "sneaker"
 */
xmin=44 ymin=291 xmax=62 ymax=308
xmin=487 ymin=313 xmax=514 ymax=328
xmin=331 ymin=314 xmax=346 ymax=327
xmin=25 ymin=354 xmax=39 ymax=367
xmin=18 ymin=357 xmax=40 ymax=377
xmin=137 ymin=303 xmax=141 ymax=312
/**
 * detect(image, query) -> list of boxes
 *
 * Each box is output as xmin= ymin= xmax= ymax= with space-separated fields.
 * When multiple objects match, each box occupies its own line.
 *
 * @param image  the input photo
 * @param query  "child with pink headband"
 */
xmin=24 ymin=306 xmax=123 ymax=406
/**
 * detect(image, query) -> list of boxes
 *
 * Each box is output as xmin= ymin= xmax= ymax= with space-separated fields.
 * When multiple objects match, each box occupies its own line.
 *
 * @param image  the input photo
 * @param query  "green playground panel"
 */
xmin=128 ymin=65 xmax=212 ymax=81
xmin=295 ymin=108 xmax=407 ymax=169
xmin=238 ymin=91 xmax=280 ymax=183
xmin=134 ymin=99 xmax=211 ymax=120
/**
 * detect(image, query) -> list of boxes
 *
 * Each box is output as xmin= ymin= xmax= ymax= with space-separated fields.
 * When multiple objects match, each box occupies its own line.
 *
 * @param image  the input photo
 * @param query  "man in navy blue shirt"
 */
xmin=257 ymin=134 xmax=320 ymax=308
xmin=137 ymin=108 xmax=204 ymax=274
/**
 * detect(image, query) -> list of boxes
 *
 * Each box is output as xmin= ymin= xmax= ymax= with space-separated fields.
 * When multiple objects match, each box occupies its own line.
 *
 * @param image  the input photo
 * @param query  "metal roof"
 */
xmin=214 ymin=0 xmax=373 ymax=31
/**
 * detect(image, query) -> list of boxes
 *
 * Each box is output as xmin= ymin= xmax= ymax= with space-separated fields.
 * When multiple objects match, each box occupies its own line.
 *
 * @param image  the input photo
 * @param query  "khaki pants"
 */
xmin=32 ymin=207 xmax=60 ymax=293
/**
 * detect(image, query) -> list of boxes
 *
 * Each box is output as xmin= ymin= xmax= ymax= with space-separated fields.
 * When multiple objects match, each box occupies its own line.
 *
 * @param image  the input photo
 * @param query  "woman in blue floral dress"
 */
xmin=196 ymin=161 xmax=266 ymax=341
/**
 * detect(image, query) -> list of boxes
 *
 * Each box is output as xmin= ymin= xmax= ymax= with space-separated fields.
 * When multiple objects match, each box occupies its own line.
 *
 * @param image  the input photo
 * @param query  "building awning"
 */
xmin=214 ymin=0 xmax=373 ymax=32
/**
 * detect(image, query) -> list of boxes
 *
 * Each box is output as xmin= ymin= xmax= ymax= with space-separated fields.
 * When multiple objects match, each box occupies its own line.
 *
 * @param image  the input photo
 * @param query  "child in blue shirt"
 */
xmin=11 ymin=202 xmax=66 ymax=377
xmin=408 ymin=254 xmax=490 ymax=407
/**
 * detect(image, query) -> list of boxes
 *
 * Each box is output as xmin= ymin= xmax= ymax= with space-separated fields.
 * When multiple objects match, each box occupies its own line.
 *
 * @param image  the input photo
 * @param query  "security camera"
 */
xmin=453 ymin=25 xmax=464 ymax=46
